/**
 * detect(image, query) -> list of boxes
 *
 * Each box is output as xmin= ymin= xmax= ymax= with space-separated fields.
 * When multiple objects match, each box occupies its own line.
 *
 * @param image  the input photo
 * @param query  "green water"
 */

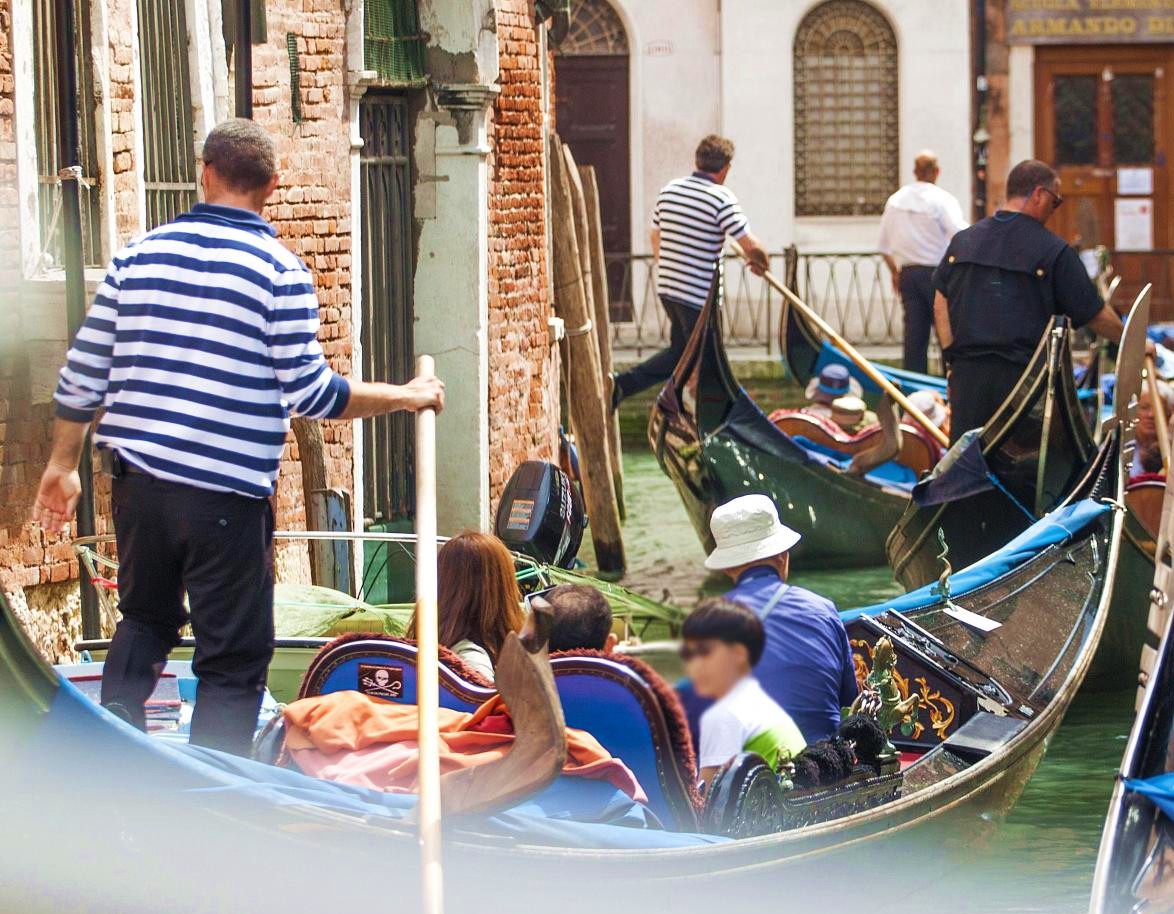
xmin=583 ymin=382 xmax=1136 ymax=913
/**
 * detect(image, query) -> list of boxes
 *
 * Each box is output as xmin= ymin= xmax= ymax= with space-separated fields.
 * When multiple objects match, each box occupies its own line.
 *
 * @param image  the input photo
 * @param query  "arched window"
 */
xmin=794 ymin=0 xmax=898 ymax=217
xmin=559 ymin=0 xmax=629 ymax=56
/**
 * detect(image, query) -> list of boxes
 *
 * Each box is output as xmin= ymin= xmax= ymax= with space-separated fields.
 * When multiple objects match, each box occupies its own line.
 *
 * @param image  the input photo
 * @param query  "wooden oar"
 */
xmin=728 ymin=245 xmax=949 ymax=447
xmin=413 ymin=354 xmax=443 ymax=914
xmin=1146 ymin=354 xmax=1171 ymax=474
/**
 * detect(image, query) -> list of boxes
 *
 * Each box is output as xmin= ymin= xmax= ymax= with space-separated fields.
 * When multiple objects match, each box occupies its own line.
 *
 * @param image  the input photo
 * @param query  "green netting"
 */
xmin=365 ymin=0 xmax=428 ymax=87
xmin=273 ymin=583 xmax=409 ymax=638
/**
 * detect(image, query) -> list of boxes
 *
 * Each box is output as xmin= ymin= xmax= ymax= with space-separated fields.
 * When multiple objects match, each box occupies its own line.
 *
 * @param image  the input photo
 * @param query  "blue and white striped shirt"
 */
xmin=652 ymin=172 xmax=749 ymax=308
xmin=54 ymin=203 xmax=351 ymax=498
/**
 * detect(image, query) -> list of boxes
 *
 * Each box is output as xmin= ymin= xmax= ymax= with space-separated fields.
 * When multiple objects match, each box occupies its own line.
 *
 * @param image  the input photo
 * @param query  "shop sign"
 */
xmin=1007 ymin=0 xmax=1174 ymax=44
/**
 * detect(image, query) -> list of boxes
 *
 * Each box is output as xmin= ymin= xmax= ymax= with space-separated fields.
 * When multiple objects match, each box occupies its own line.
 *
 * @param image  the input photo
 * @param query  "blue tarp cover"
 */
xmin=27 ymin=674 xmax=728 ymax=849
xmin=813 ymin=342 xmax=947 ymax=397
xmin=840 ymin=498 xmax=1111 ymax=623
xmin=791 ymin=435 xmax=917 ymax=490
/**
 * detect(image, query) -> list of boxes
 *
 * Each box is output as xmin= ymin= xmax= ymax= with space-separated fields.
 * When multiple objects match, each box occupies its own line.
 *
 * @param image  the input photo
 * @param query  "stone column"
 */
xmin=414 ymin=83 xmax=500 ymax=535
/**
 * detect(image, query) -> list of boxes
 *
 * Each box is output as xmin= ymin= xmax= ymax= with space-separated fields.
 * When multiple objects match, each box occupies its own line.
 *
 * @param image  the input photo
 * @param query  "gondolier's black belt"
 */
xmin=99 ymin=448 xmax=150 ymax=479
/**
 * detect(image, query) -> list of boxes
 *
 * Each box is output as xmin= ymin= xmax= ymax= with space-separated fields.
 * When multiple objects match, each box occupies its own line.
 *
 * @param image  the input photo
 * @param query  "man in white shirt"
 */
xmin=877 ymin=151 xmax=968 ymax=374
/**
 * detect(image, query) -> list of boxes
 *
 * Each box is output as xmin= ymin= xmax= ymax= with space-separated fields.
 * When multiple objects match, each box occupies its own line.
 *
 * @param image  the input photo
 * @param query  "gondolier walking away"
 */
xmin=610 ymin=134 xmax=769 ymax=408
xmin=933 ymin=160 xmax=1132 ymax=443
xmin=33 ymin=119 xmax=444 ymax=756
xmin=877 ymin=151 xmax=967 ymax=374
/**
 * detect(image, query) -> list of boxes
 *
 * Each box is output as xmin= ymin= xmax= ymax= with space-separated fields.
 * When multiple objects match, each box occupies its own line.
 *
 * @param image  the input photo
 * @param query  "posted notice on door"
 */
xmin=1115 ymin=198 xmax=1154 ymax=252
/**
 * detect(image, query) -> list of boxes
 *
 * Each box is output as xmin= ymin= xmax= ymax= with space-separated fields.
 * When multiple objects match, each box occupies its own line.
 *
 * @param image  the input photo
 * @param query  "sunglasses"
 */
xmin=679 ymin=641 xmax=717 ymax=662
xmin=1039 ymin=186 xmax=1064 ymax=209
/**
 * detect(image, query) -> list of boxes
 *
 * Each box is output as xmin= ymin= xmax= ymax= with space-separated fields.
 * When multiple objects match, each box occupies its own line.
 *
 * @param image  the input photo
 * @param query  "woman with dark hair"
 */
xmin=409 ymin=531 xmax=524 ymax=682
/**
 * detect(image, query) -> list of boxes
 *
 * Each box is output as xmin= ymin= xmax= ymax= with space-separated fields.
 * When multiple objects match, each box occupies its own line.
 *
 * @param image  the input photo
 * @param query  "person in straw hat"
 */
xmin=705 ymin=494 xmax=859 ymax=743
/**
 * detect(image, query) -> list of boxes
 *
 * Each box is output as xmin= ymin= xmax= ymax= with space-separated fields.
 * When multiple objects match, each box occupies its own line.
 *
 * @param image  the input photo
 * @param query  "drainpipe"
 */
xmin=235 ymin=0 xmax=253 ymax=118
xmin=972 ymin=0 xmax=989 ymax=220
xmin=53 ymin=0 xmax=98 ymax=637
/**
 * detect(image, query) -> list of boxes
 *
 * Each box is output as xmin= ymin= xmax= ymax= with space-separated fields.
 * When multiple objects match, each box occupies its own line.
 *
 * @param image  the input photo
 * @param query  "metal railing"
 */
xmin=606 ymin=248 xmax=902 ymax=355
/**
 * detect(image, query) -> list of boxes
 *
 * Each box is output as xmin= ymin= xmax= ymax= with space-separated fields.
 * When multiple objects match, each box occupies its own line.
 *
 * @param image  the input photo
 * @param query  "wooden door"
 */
xmin=1035 ymin=46 xmax=1174 ymax=317
xmin=555 ymin=55 xmax=631 ymax=259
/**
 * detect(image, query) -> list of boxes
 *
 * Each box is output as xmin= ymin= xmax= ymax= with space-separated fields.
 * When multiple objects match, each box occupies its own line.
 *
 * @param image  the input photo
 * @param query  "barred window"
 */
xmin=32 ymin=0 xmax=102 ymax=268
xmin=365 ymin=0 xmax=427 ymax=86
xmin=138 ymin=0 xmax=199 ymax=229
xmin=560 ymin=0 xmax=628 ymax=56
xmin=794 ymin=0 xmax=898 ymax=217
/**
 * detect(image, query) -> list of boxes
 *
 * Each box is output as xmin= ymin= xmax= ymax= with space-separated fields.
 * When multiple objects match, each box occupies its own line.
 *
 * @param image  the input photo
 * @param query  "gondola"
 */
xmin=888 ymin=287 xmax=1153 ymax=690
xmin=649 ymin=280 xmax=1083 ymax=568
xmin=1091 ymin=476 xmax=1174 ymax=913
xmin=1 ymin=411 xmax=1128 ymax=913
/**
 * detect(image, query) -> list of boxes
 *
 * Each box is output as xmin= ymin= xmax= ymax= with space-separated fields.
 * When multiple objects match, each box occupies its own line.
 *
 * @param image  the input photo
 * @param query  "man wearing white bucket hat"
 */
xmin=706 ymin=494 xmax=859 ymax=743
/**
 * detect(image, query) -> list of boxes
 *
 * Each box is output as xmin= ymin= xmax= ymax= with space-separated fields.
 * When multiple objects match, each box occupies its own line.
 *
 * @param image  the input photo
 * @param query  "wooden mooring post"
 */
xmin=576 ymin=163 xmax=625 ymax=520
xmin=549 ymin=135 xmax=626 ymax=573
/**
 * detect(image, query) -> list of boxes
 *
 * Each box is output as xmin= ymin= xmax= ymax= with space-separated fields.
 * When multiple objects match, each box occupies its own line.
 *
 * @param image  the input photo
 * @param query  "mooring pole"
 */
xmin=53 ymin=0 xmax=98 ymax=637
xmin=235 ymin=0 xmax=253 ymax=118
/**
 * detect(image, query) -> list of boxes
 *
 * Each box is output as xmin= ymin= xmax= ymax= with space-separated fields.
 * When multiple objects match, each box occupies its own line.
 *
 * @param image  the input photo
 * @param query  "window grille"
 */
xmin=794 ymin=0 xmax=898 ymax=217
xmin=1054 ymin=75 xmax=1098 ymax=166
xmin=364 ymin=0 xmax=427 ymax=87
xmin=32 ymin=0 xmax=102 ymax=268
xmin=360 ymin=95 xmax=416 ymax=524
xmin=559 ymin=0 xmax=628 ymax=56
xmin=138 ymin=0 xmax=199 ymax=229
xmin=1112 ymin=74 xmax=1155 ymax=165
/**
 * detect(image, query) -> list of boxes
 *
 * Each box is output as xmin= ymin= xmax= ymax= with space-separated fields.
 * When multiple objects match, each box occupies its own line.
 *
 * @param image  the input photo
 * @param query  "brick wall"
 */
xmin=982 ymin=0 xmax=1011 ymax=215
xmin=0 ymin=0 xmax=354 ymax=655
xmin=486 ymin=0 xmax=560 ymax=504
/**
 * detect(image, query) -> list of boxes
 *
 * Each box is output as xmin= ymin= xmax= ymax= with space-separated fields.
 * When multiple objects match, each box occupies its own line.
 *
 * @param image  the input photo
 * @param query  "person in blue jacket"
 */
xmin=704 ymin=494 xmax=859 ymax=743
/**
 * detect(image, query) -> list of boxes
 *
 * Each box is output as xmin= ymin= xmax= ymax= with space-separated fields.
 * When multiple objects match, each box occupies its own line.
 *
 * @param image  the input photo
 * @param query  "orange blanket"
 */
xmin=283 ymin=691 xmax=646 ymax=802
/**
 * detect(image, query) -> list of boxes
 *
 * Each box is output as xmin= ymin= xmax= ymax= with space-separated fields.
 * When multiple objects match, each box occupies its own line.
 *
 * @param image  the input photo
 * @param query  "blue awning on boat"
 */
xmin=1125 ymin=772 xmax=1174 ymax=822
xmin=841 ymin=498 xmax=1112 ymax=623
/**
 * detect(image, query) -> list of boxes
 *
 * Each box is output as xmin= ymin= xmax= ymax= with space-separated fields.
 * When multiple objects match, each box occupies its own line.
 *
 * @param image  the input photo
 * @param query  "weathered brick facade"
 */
xmin=486 ymin=0 xmax=559 ymax=503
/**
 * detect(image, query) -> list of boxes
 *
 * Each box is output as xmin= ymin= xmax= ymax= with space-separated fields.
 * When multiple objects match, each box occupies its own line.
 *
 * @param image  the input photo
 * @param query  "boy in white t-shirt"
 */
xmin=682 ymin=598 xmax=807 ymax=786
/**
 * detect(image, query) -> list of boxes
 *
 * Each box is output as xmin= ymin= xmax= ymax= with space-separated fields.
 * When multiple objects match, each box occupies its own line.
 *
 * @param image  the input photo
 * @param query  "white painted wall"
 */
xmin=607 ymin=0 xmax=973 ymax=256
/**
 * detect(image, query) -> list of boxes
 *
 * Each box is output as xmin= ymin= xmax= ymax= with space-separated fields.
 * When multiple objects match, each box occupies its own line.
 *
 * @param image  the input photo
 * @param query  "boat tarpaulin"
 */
xmin=841 ymin=498 xmax=1112 ymax=622
xmin=1125 ymin=772 xmax=1174 ymax=822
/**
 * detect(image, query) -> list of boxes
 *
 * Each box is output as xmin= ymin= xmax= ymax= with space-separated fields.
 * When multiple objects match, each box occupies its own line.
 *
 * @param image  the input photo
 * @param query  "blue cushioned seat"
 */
xmin=296 ymin=636 xmax=702 ymax=831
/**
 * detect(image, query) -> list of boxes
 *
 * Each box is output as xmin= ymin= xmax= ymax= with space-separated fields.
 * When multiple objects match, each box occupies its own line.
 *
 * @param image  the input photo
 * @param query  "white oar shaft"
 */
xmin=413 ymin=354 xmax=443 ymax=914
xmin=730 ymin=247 xmax=950 ymax=448
xmin=1147 ymin=354 xmax=1171 ymax=475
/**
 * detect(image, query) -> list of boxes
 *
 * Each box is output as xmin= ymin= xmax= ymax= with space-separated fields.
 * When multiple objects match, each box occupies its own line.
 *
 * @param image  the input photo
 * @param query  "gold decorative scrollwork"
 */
xmin=850 ymin=639 xmax=957 ymax=742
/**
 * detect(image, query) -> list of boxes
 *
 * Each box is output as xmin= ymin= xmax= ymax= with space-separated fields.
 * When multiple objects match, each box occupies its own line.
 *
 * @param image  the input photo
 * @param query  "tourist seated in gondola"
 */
xmin=408 ymin=531 xmax=524 ymax=683
xmin=803 ymin=364 xmax=863 ymax=420
xmin=706 ymin=495 xmax=859 ymax=744
xmin=1133 ymin=381 xmax=1174 ymax=478
xmin=547 ymin=584 xmax=619 ymax=653
xmin=828 ymin=395 xmax=878 ymax=434
xmin=682 ymin=597 xmax=806 ymax=785
xmin=904 ymin=389 xmax=950 ymax=440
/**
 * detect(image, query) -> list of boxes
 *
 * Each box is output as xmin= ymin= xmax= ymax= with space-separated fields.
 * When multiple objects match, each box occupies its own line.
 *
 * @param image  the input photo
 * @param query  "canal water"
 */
xmin=583 ymin=379 xmax=1136 ymax=913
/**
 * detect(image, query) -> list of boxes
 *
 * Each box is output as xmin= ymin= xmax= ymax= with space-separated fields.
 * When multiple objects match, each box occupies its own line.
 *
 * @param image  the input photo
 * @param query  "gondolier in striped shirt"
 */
xmin=33 ymin=119 xmax=444 ymax=756
xmin=610 ymin=135 xmax=769 ymax=408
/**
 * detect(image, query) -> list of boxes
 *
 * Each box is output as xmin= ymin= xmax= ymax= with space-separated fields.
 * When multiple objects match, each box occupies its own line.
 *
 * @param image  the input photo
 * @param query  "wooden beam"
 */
xmin=577 ymin=164 xmax=625 ymax=520
xmin=548 ymin=136 xmax=626 ymax=573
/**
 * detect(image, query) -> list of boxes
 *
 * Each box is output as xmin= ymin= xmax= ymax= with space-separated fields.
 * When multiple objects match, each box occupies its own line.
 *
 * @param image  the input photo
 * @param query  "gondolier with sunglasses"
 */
xmin=32 ymin=119 xmax=445 ymax=756
xmin=933 ymin=159 xmax=1130 ymax=443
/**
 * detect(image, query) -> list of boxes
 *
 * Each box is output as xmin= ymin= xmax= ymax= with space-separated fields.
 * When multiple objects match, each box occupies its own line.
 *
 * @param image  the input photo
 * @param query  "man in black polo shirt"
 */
xmin=933 ymin=160 xmax=1127 ymax=442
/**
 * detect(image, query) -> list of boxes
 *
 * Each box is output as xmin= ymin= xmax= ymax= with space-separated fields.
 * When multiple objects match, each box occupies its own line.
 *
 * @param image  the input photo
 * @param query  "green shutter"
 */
xmin=364 ymin=0 xmax=428 ymax=87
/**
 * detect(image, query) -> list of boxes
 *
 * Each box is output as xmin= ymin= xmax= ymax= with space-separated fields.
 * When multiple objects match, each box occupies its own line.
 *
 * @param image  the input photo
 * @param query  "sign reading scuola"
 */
xmin=1007 ymin=0 xmax=1174 ymax=43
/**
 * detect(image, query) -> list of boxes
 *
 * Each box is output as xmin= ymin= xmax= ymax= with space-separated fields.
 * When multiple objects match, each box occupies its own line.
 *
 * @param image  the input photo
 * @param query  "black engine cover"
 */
xmin=494 ymin=461 xmax=586 ymax=569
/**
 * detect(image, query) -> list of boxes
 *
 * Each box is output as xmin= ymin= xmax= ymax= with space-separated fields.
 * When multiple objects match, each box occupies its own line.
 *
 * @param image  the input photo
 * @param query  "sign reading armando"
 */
xmin=1008 ymin=0 xmax=1174 ymax=43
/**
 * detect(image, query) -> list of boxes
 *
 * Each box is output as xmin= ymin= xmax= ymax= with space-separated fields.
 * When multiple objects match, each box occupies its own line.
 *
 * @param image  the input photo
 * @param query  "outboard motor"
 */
xmin=494 ymin=461 xmax=587 ymax=569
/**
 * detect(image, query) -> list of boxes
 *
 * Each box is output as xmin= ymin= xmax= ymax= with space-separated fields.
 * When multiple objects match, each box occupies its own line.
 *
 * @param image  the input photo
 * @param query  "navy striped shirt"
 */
xmin=652 ymin=171 xmax=749 ymax=308
xmin=54 ymin=203 xmax=350 ymax=498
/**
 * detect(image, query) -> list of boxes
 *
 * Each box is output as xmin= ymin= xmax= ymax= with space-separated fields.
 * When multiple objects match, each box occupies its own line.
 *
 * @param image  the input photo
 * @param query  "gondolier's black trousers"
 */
xmin=613 ymin=296 xmax=699 ymax=402
xmin=948 ymin=356 xmax=1029 ymax=445
xmin=101 ymin=471 xmax=275 ymax=757
xmin=898 ymin=265 xmax=936 ymax=375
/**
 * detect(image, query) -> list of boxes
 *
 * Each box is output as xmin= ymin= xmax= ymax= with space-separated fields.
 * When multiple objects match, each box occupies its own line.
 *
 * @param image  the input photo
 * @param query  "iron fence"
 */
xmin=606 ymin=248 xmax=903 ymax=355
